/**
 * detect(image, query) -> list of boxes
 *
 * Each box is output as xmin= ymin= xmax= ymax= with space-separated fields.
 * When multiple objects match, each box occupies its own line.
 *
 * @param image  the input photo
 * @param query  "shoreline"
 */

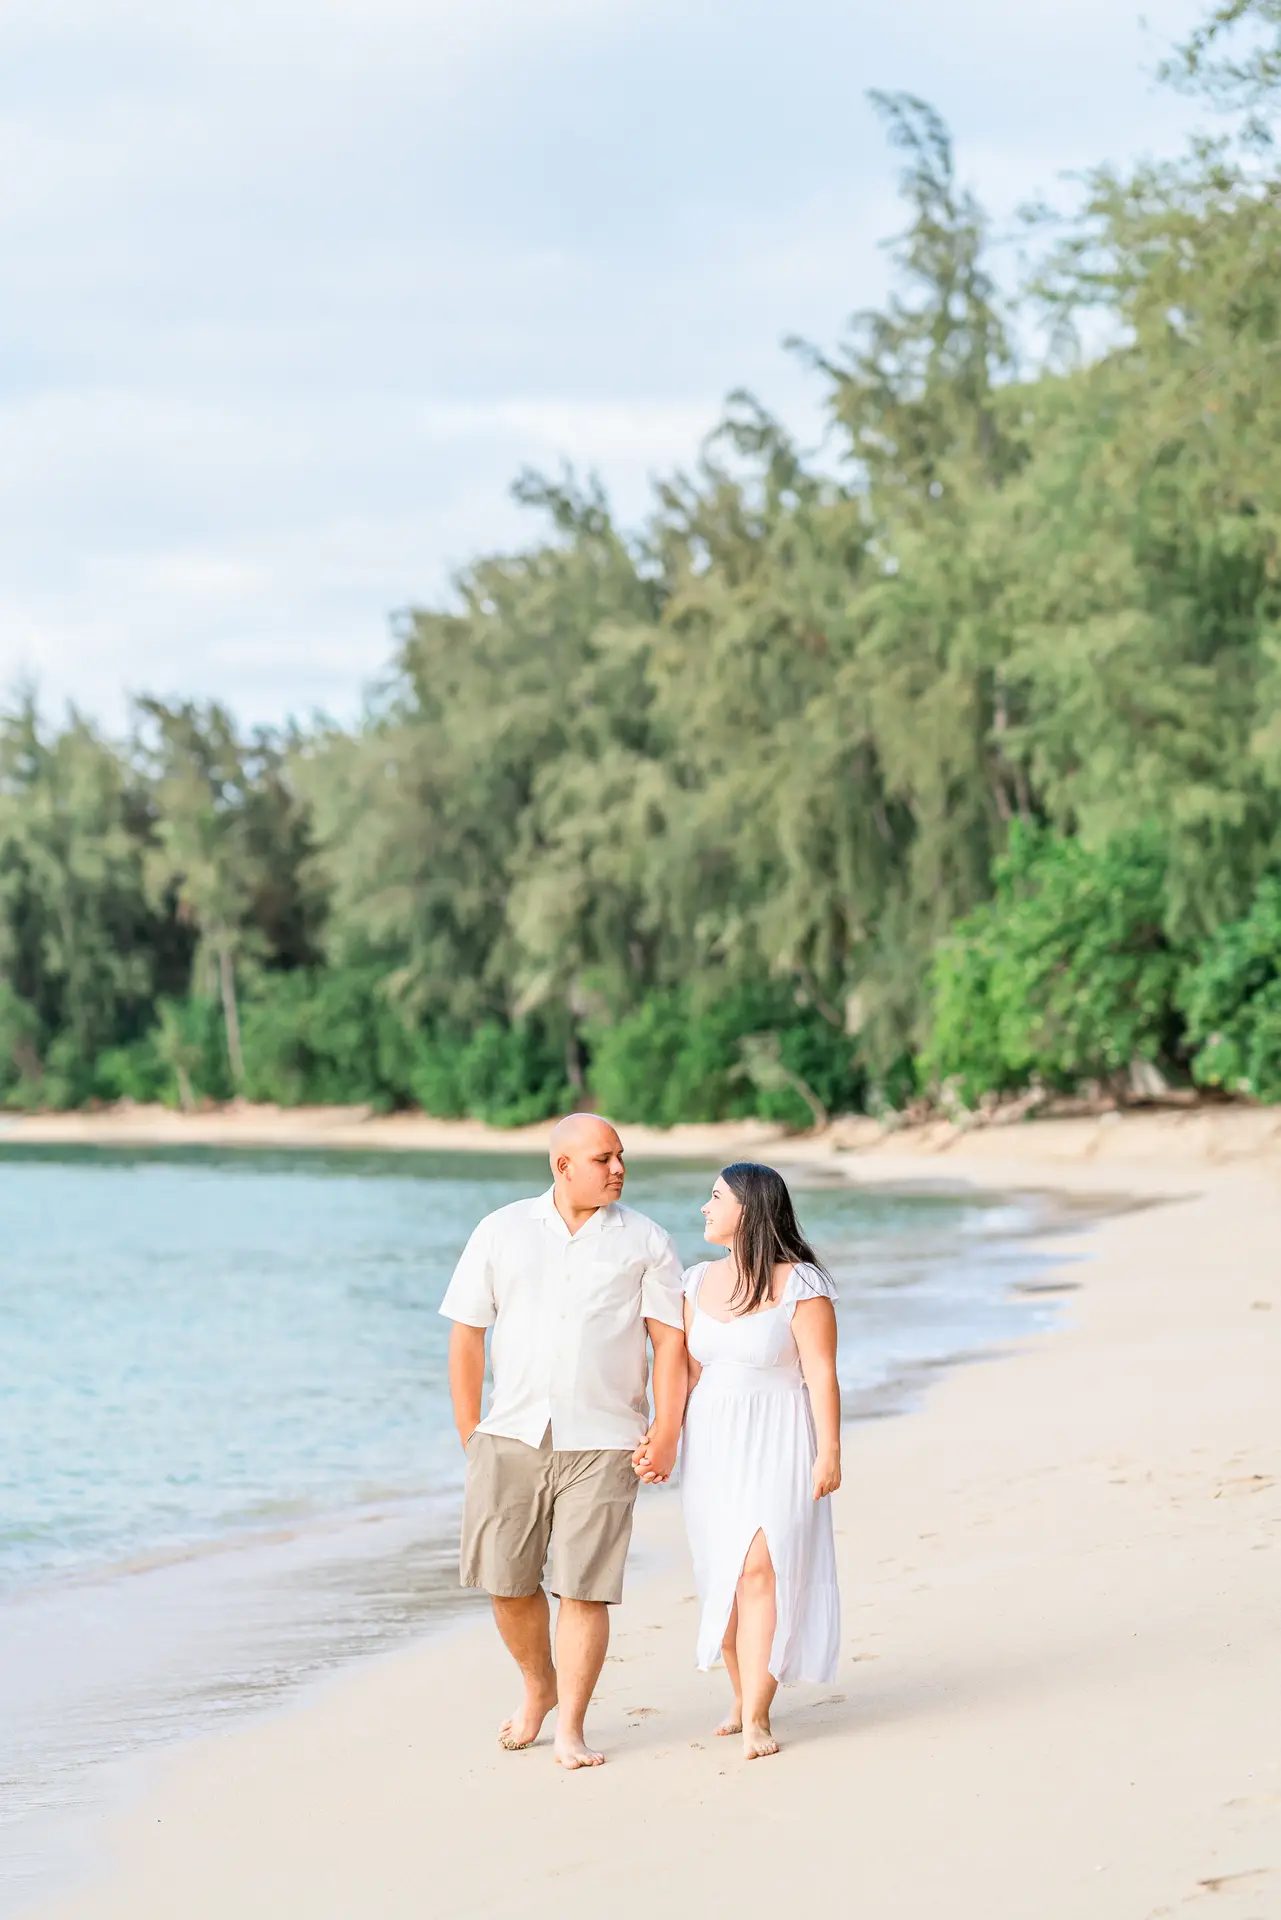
xmin=17 ymin=1141 xmax=1281 ymax=1918
xmin=4 ymin=1096 xmax=1281 ymax=1190
xmin=2 ymin=1155 xmax=1066 ymax=1915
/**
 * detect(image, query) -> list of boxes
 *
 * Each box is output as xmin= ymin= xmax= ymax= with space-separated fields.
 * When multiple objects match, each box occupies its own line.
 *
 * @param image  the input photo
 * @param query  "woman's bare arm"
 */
xmin=792 ymin=1297 xmax=841 ymax=1498
xmin=684 ymin=1294 xmax=703 ymax=1394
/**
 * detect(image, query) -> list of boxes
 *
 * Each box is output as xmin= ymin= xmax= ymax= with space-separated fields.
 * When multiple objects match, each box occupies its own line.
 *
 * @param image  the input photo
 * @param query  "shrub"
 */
xmin=919 ymin=914 xmax=1009 ymax=1110
xmin=235 ymin=968 xmax=572 ymax=1124
xmin=92 ymin=1033 xmax=169 ymax=1105
xmin=240 ymin=969 xmax=408 ymax=1109
xmin=0 ymin=986 xmax=44 ymax=1107
xmin=1180 ymin=876 xmax=1281 ymax=1101
xmin=445 ymin=1020 xmax=573 ymax=1128
xmin=587 ymin=982 xmax=862 ymax=1131
xmin=921 ymin=825 xmax=1185 ymax=1104
xmin=158 ymin=997 xmax=235 ymax=1105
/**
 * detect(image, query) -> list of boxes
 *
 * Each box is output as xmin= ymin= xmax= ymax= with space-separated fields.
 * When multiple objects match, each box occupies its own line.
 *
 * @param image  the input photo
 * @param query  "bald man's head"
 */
xmin=550 ymin=1112 xmax=625 ymax=1216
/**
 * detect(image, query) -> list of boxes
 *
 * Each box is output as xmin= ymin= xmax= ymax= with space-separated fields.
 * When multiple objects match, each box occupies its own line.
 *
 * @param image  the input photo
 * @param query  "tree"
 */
xmin=14 ymin=17 xmax=1281 ymax=1122
xmin=0 ymin=695 xmax=168 ymax=1102
xmin=138 ymin=702 xmax=263 ymax=1086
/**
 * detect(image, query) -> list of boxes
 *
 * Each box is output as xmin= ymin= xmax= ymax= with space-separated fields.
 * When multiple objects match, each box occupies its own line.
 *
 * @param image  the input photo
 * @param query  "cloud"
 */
xmin=417 ymin=398 xmax=719 ymax=461
xmin=0 ymin=381 xmax=726 ymax=731
xmin=0 ymin=0 xmax=1214 ymax=729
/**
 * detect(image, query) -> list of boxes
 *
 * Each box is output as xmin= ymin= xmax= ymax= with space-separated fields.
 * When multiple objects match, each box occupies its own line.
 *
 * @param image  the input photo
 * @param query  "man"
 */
xmin=440 ymin=1111 xmax=687 ymax=1770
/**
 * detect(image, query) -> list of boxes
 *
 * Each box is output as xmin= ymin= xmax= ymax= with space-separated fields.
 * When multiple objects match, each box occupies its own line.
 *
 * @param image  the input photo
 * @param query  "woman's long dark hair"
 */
xmin=721 ymin=1161 xmax=830 ymax=1315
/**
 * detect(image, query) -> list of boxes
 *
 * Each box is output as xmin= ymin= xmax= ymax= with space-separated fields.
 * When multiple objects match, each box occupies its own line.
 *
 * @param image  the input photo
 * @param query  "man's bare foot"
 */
xmin=742 ymin=1721 xmax=780 ymax=1760
xmin=715 ymin=1709 xmax=743 ymax=1736
xmin=553 ymin=1729 xmax=605 ymax=1770
xmin=498 ymin=1679 xmax=557 ymax=1751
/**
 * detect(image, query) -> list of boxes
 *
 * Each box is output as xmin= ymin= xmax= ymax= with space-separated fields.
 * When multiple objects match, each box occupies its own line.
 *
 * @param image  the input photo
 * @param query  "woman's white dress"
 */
xmin=680 ymin=1260 xmax=841 ymax=1684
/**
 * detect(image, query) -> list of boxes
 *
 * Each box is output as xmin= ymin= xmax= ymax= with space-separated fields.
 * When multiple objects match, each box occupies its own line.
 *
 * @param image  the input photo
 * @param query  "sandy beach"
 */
xmin=7 ymin=1093 xmax=1281 ymax=1182
xmin=13 ymin=1109 xmax=1281 ymax=1919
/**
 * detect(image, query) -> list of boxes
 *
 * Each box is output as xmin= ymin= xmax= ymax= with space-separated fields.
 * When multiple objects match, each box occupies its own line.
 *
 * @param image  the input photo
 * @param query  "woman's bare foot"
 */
xmin=742 ymin=1721 xmax=780 ymax=1760
xmin=553 ymin=1728 xmax=605 ymax=1770
xmin=498 ymin=1678 xmax=557 ymax=1751
xmin=715 ymin=1707 xmax=743 ymax=1736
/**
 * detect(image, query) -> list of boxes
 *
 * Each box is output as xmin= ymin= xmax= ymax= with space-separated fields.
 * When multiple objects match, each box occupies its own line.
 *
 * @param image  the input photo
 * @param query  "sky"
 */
xmin=0 ymin=0 xmax=1211 ymax=733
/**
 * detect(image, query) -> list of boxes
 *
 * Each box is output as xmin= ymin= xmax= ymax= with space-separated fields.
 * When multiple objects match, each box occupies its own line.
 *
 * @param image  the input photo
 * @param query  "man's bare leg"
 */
xmin=552 ymin=1597 xmax=610 ymax=1769
xmin=491 ymin=1591 xmax=558 ymax=1750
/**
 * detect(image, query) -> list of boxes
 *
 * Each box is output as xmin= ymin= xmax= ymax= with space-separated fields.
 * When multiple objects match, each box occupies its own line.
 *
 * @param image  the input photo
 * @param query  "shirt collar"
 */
xmin=533 ymin=1186 xmax=563 ymax=1229
xmin=535 ymin=1187 xmax=620 ymax=1240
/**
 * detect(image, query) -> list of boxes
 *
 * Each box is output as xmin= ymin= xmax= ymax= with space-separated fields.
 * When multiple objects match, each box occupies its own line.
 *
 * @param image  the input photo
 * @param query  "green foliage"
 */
xmin=139 ymin=701 xmax=324 ymax=1088
xmin=417 ymin=1021 xmax=574 ymax=1129
xmin=1180 ymin=876 xmax=1281 ymax=1098
xmin=233 ymin=968 xmax=572 ymax=1126
xmin=0 ymin=698 xmax=174 ymax=1090
xmin=923 ymin=829 xmax=1186 ymax=1102
xmin=13 ymin=34 xmax=1281 ymax=1119
xmin=0 ymin=983 xmax=42 ymax=1106
xmin=588 ymin=984 xmax=862 ymax=1131
xmin=921 ymin=922 xmax=1009 ymax=1110
xmin=238 ymin=970 xmax=410 ymax=1110
xmin=91 ymin=1034 xmax=170 ymax=1106
xmin=1163 ymin=0 xmax=1281 ymax=118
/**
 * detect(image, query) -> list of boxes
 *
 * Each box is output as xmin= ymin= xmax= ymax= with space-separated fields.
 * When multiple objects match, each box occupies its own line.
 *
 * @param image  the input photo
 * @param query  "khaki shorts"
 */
xmin=461 ymin=1428 xmax=639 ymax=1604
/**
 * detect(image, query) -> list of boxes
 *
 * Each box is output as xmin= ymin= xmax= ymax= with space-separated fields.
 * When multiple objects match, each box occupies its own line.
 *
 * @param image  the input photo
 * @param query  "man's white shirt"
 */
xmin=438 ymin=1189 xmax=685 ymax=1450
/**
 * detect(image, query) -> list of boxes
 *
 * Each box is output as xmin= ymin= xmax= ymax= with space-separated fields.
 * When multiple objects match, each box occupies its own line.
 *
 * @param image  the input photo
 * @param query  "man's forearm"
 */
xmin=448 ymin=1323 xmax=487 ymax=1444
xmin=649 ymin=1330 xmax=688 ymax=1441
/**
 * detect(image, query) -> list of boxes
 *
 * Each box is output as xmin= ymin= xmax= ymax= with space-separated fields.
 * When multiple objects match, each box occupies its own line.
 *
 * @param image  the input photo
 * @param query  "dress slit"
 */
xmin=699 ymin=1519 xmax=794 ymax=1677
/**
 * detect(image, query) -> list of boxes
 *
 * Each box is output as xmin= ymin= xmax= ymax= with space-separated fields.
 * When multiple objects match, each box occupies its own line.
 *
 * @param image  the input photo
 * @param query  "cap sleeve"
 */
xmin=682 ymin=1261 xmax=709 ymax=1302
xmin=439 ymin=1216 xmax=497 ymax=1327
xmin=785 ymin=1261 xmax=836 ymax=1306
xmin=640 ymin=1226 xmax=685 ymax=1331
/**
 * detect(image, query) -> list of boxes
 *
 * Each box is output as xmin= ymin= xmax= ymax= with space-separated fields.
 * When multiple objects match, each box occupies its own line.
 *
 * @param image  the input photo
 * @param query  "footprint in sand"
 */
xmin=1196 ymin=1867 xmax=1273 ymax=1894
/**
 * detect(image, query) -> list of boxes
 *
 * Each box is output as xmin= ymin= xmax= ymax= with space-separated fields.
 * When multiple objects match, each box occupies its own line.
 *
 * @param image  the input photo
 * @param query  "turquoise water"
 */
xmin=0 ymin=1145 xmax=1070 ymax=1905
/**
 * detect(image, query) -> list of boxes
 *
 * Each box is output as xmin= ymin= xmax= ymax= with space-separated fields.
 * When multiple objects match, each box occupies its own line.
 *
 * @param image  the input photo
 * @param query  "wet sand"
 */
xmin=20 ymin=1124 xmax=1281 ymax=1920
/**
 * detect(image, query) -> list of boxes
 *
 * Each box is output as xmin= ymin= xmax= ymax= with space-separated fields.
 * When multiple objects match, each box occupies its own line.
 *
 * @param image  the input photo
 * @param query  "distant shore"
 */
xmin=4 ymin=1098 xmax=1281 ymax=1194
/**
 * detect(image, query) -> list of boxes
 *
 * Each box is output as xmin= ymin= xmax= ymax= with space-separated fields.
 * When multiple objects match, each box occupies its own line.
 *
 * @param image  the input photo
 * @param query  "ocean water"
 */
xmin=0 ymin=1144 xmax=1075 ymax=1905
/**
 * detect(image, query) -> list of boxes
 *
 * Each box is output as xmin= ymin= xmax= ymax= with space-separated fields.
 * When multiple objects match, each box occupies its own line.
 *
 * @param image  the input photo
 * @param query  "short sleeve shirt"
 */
xmin=438 ymin=1189 xmax=685 ymax=1450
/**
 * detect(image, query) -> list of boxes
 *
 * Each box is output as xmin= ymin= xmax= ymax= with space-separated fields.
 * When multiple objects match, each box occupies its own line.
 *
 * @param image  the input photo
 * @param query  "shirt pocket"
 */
xmin=575 ymin=1255 xmax=640 ymax=1323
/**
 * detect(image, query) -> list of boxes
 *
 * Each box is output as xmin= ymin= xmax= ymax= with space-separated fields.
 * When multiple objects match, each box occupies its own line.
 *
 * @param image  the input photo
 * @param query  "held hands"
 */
xmin=813 ymin=1450 xmax=841 ymax=1500
xmin=632 ymin=1423 xmax=679 ymax=1485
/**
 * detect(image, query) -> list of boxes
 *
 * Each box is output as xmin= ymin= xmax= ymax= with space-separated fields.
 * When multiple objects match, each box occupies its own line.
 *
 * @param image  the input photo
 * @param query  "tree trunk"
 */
xmin=218 ymin=939 xmax=245 ymax=1087
xmin=786 ymin=1069 xmax=829 ymax=1134
xmin=565 ymin=1028 xmax=585 ymax=1093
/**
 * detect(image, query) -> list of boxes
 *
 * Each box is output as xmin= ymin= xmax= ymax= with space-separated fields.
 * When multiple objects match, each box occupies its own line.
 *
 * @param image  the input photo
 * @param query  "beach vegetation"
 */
xmin=1180 ymin=875 xmax=1281 ymax=1100
xmin=923 ymin=828 xmax=1187 ymax=1106
xmin=7 ymin=2 xmax=1281 ymax=1126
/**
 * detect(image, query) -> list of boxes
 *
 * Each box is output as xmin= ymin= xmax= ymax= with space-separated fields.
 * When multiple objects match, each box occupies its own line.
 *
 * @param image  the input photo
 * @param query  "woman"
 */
xmin=680 ymin=1162 xmax=841 ymax=1758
